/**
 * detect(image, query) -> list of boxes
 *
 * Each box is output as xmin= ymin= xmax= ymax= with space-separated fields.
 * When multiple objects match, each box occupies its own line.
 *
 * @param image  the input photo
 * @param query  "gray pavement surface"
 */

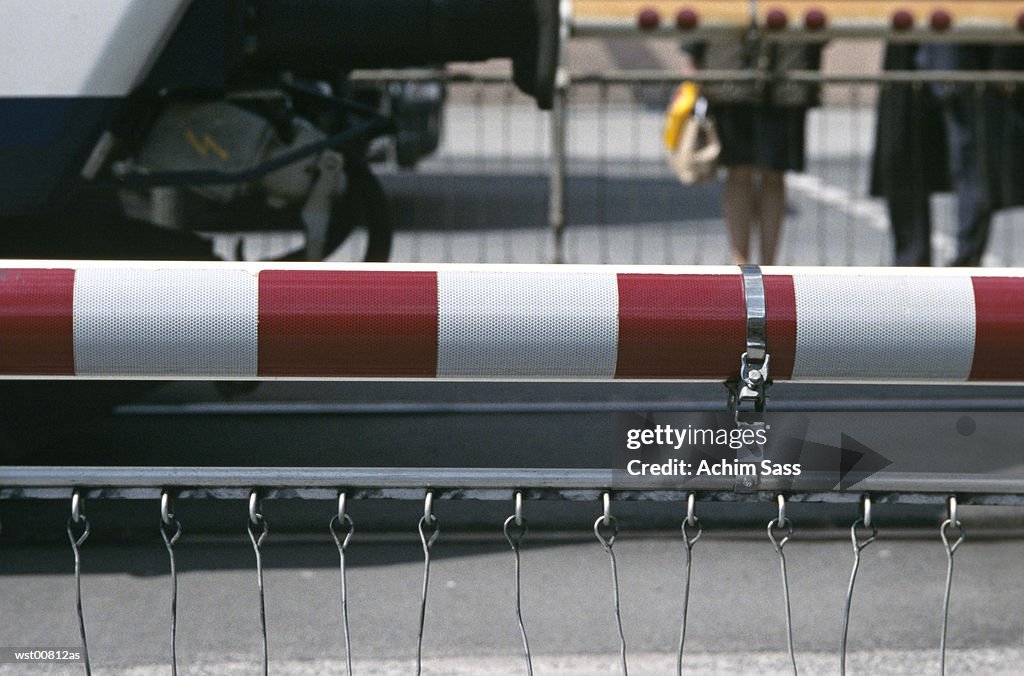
xmin=0 ymin=534 xmax=1022 ymax=674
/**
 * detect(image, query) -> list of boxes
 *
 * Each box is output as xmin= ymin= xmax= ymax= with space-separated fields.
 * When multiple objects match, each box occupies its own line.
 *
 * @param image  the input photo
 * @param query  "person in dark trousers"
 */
xmin=870 ymin=44 xmax=949 ymax=266
xmin=916 ymin=44 xmax=1024 ymax=266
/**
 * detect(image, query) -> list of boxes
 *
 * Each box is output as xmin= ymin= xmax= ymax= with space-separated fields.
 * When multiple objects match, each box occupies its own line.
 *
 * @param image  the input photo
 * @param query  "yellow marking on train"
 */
xmin=184 ymin=129 xmax=230 ymax=162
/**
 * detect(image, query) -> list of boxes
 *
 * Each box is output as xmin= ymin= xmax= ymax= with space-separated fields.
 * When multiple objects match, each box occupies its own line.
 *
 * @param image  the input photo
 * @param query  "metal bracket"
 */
xmin=728 ymin=264 xmax=771 ymax=491
xmin=729 ymin=264 xmax=771 ymax=413
xmin=301 ymin=150 xmax=345 ymax=261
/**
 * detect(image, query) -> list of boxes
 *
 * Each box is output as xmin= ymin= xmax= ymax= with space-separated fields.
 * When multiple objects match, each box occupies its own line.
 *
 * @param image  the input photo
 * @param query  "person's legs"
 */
xmin=945 ymin=92 xmax=993 ymax=266
xmin=723 ymin=165 xmax=756 ymax=264
xmin=889 ymin=188 xmax=933 ymax=266
xmin=758 ymin=169 xmax=785 ymax=265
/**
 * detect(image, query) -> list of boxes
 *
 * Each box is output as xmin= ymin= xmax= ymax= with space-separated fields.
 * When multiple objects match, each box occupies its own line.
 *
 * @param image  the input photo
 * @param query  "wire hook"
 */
xmin=593 ymin=492 xmax=627 ymax=674
xmin=677 ymin=493 xmax=702 ymax=675
xmin=423 ymin=490 xmax=435 ymax=526
xmin=247 ymin=489 xmax=269 ymax=676
xmin=416 ymin=490 xmax=440 ymax=675
xmin=71 ymin=488 xmax=84 ymax=524
xmin=249 ymin=489 xmax=263 ymax=527
xmin=504 ymin=491 xmax=533 ymax=675
xmin=330 ymin=491 xmax=355 ymax=553
xmin=939 ymin=496 xmax=965 ymax=675
xmin=67 ymin=489 xmax=92 ymax=675
xmin=161 ymin=491 xmax=175 ymax=527
xmin=337 ymin=490 xmax=347 ymax=523
xmin=766 ymin=494 xmax=797 ymax=675
xmin=329 ymin=490 xmax=355 ymax=676
xmin=159 ymin=490 xmax=182 ymax=676
xmin=841 ymin=497 xmax=877 ymax=676
xmin=681 ymin=493 xmax=702 ymax=548
xmin=504 ymin=492 xmax=528 ymax=547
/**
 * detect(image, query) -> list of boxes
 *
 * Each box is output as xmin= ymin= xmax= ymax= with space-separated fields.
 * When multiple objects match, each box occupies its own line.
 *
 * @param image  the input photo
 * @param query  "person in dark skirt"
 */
xmin=683 ymin=37 xmax=820 ymax=265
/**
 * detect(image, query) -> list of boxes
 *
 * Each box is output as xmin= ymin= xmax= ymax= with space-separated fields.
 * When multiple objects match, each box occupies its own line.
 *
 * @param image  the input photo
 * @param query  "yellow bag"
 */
xmin=663 ymin=81 xmax=700 ymax=150
xmin=664 ymin=85 xmax=721 ymax=185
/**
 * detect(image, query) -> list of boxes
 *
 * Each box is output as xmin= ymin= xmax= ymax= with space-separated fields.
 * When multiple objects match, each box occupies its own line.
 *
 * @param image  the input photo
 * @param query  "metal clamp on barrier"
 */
xmin=729 ymin=264 xmax=771 ymax=413
xmin=728 ymin=264 xmax=771 ymax=491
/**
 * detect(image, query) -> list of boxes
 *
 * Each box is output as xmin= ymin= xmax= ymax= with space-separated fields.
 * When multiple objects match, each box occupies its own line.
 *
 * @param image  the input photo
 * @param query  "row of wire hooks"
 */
xmin=503 ymin=490 xmax=533 ymax=675
xmin=57 ymin=488 xmax=972 ymax=676
xmin=160 ymin=491 xmax=183 ymax=676
xmin=768 ymin=494 xmax=798 ymax=676
xmin=676 ymin=492 xmax=702 ymax=676
xmin=67 ymin=489 xmax=92 ymax=676
xmin=839 ymin=496 xmax=877 ymax=676
xmin=594 ymin=492 xmax=629 ymax=675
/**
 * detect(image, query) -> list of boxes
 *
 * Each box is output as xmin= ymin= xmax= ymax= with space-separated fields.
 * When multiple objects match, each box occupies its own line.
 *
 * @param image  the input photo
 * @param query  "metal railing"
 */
xmin=329 ymin=66 xmax=1024 ymax=269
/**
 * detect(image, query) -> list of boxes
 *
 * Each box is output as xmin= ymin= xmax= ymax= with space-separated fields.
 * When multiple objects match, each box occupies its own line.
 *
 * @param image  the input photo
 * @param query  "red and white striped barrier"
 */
xmin=1 ymin=262 xmax=1022 ymax=382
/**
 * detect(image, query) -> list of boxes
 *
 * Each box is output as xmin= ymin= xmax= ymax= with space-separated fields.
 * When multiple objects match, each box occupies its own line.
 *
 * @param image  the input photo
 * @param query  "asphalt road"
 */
xmin=0 ymin=533 xmax=1022 ymax=675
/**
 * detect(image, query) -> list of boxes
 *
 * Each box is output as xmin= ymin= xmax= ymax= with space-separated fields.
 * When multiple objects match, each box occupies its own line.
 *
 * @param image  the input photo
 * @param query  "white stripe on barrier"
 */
xmin=437 ymin=271 xmax=619 ymax=377
xmin=791 ymin=273 xmax=975 ymax=381
xmin=73 ymin=268 xmax=259 ymax=377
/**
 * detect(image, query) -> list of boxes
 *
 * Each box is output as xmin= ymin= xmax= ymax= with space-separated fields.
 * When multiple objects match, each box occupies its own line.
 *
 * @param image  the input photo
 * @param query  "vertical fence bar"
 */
xmin=547 ymin=2 xmax=572 ymax=264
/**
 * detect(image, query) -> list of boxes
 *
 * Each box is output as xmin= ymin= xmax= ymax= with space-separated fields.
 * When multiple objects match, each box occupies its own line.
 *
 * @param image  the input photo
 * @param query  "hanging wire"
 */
xmin=416 ymin=490 xmax=440 ymax=676
xmin=939 ymin=496 xmax=965 ymax=676
xmin=676 ymin=493 xmax=702 ymax=676
xmin=160 ymin=491 xmax=183 ymax=676
xmin=67 ymin=489 xmax=92 ymax=676
xmin=767 ymin=494 xmax=798 ymax=676
xmin=840 ymin=497 xmax=878 ymax=676
xmin=329 ymin=491 xmax=355 ymax=676
xmin=594 ymin=492 xmax=628 ymax=675
xmin=247 ymin=490 xmax=269 ymax=676
xmin=503 ymin=491 xmax=533 ymax=676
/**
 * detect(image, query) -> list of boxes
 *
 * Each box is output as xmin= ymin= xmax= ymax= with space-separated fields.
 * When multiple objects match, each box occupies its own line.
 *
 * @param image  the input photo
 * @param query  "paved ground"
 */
xmin=0 ymin=534 xmax=1021 ymax=674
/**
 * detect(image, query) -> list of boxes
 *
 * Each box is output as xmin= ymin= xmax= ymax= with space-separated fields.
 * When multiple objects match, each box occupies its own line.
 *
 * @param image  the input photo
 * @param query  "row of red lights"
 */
xmin=636 ymin=6 xmax=1024 ymax=32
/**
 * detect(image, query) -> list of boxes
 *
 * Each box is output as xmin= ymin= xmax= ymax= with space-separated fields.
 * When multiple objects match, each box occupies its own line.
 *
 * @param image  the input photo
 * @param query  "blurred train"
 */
xmin=0 ymin=0 xmax=558 ymax=262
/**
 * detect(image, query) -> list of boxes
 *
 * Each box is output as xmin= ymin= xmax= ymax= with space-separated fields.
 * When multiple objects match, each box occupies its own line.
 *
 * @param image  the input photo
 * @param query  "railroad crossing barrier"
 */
xmin=1 ymin=261 xmax=1023 ymax=673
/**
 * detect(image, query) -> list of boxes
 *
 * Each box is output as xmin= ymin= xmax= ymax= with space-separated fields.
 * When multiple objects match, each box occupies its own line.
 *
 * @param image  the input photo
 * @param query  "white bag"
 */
xmin=667 ymin=97 xmax=721 ymax=185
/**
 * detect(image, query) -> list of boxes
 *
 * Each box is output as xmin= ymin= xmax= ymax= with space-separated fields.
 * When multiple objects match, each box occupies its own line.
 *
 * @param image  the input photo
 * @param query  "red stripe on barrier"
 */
xmin=970 ymin=276 xmax=1024 ymax=380
xmin=258 ymin=271 xmax=438 ymax=377
xmin=764 ymin=275 xmax=796 ymax=380
xmin=615 ymin=274 xmax=745 ymax=378
xmin=0 ymin=268 xmax=75 ymax=375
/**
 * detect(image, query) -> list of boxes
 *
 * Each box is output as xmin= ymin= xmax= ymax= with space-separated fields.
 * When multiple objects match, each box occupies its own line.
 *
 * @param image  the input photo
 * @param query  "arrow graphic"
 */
xmin=837 ymin=433 xmax=894 ymax=490
xmin=780 ymin=434 xmax=893 ymax=490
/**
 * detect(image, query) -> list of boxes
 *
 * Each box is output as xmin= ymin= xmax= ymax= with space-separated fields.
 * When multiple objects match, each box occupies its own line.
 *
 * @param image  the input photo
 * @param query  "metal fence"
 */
xmin=240 ymin=66 xmax=1024 ymax=269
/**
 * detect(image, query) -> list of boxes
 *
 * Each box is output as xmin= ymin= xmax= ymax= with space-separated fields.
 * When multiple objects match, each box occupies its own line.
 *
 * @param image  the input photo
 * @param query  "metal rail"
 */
xmin=349 ymin=68 xmax=1024 ymax=86
xmin=1 ymin=467 xmax=1022 ymax=504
